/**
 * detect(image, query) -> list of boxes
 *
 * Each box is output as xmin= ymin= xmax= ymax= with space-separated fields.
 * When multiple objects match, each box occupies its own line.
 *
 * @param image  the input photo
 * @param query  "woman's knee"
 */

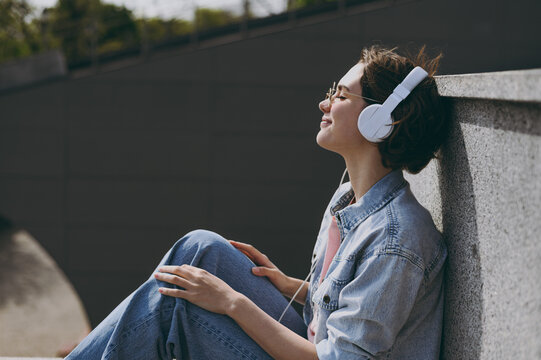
xmin=183 ymin=229 xmax=229 ymax=247
xmin=170 ymin=229 xmax=231 ymax=258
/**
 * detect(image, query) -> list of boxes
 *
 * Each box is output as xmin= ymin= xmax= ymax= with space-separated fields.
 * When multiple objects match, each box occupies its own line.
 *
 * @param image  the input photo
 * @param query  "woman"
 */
xmin=66 ymin=44 xmax=449 ymax=360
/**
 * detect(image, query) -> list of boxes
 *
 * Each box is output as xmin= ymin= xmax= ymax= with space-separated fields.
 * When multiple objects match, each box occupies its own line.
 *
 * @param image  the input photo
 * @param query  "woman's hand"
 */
xmin=154 ymin=265 xmax=240 ymax=315
xmin=228 ymin=240 xmax=294 ymax=298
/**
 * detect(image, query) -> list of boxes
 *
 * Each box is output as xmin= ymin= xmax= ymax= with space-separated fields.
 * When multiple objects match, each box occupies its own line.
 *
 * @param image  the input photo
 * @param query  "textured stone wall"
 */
xmin=405 ymin=69 xmax=541 ymax=359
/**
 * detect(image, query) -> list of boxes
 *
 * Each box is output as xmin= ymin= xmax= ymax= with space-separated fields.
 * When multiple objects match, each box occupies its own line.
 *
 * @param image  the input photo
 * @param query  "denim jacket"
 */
xmin=303 ymin=169 xmax=446 ymax=360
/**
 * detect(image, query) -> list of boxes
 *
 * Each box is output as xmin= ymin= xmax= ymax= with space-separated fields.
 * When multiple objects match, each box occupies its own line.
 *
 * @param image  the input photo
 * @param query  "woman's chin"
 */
xmin=316 ymin=132 xmax=336 ymax=152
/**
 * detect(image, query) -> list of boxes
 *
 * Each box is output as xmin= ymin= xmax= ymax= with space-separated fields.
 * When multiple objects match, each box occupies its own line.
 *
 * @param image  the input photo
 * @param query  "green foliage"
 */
xmin=194 ymin=7 xmax=240 ymax=31
xmin=136 ymin=17 xmax=192 ymax=45
xmin=0 ymin=0 xmax=44 ymax=62
xmin=96 ymin=3 xmax=139 ymax=54
xmin=46 ymin=0 xmax=141 ymax=63
xmin=0 ymin=1 xmax=283 ymax=66
xmin=287 ymin=0 xmax=338 ymax=11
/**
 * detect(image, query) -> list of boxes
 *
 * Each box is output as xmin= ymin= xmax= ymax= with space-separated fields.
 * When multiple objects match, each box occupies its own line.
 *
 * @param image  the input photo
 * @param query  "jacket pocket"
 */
xmin=327 ymin=256 xmax=355 ymax=284
xmin=311 ymin=276 xmax=347 ymax=311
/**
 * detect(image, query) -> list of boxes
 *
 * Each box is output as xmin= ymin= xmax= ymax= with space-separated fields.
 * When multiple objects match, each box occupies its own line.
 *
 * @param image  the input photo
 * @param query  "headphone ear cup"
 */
xmin=357 ymin=104 xmax=394 ymax=143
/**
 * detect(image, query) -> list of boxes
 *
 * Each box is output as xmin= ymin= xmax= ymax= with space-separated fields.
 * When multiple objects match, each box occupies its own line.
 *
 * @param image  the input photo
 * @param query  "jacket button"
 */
xmin=323 ymin=295 xmax=330 ymax=304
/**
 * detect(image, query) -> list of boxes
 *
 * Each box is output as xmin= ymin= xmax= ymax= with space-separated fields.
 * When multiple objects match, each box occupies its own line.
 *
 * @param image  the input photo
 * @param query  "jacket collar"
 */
xmin=330 ymin=168 xmax=407 ymax=239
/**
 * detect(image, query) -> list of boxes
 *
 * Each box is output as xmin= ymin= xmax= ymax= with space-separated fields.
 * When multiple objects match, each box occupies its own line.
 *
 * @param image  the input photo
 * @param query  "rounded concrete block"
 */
xmin=0 ymin=228 xmax=91 ymax=357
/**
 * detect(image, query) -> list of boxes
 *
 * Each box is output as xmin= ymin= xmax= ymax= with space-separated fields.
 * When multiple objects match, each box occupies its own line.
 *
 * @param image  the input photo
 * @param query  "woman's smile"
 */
xmin=320 ymin=117 xmax=332 ymax=128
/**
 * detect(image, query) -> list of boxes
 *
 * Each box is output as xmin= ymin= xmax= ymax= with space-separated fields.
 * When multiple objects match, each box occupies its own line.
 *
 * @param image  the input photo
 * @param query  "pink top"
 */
xmin=308 ymin=196 xmax=355 ymax=342
xmin=319 ymin=215 xmax=342 ymax=285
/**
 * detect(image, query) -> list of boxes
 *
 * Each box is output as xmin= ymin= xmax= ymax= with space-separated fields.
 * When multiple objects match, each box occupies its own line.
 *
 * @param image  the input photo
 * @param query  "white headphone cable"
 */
xmin=338 ymin=167 xmax=348 ymax=188
xmin=278 ymin=259 xmax=318 ymax=323
xmin=277 ymin=167 xmax=348 ymax=324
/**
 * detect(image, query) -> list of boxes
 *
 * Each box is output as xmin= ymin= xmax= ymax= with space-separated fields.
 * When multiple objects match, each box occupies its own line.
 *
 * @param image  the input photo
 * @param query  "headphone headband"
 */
xmin=379 ymin=66 xmax=428 ymax=116
xmin=357 ymin=66 xmax=428 ymax=143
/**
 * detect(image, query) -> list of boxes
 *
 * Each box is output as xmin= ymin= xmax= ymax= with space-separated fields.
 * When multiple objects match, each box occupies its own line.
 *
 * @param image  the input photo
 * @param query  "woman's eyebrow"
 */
xmin=337 ymin=84 xmax=351 ymax=91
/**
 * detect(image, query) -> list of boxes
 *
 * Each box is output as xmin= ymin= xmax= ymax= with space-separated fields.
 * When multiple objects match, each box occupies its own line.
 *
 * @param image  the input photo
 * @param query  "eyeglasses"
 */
xmin=325 ymin=81 xmax=379 ymax=104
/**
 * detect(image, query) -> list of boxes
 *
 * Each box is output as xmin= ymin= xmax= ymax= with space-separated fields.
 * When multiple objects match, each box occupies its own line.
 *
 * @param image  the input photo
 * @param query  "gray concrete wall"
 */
xmin=405 ymin=69 xmax=541 ymax=359
xmin=0 ymin=33 xmax=344 ymax=327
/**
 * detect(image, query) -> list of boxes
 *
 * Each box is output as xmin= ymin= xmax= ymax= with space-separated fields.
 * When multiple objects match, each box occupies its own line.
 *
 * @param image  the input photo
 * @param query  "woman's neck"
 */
xmin=343 ymin=149 xmax=392 ymax=203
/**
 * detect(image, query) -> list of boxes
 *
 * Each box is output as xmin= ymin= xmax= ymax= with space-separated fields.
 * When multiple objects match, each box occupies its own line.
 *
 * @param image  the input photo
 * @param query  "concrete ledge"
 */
xmin=0 ymin=50 xmax=66 ymax=92
xmin=406 ymin=67 xmax=541 ymax=359
xmin=435 ymin=68 xmax=541 ymax=102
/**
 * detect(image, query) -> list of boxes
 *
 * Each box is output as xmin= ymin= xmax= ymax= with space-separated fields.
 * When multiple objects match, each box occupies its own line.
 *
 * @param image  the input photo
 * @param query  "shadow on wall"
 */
xmin=438 ymin=99 xmax=483 ymax=360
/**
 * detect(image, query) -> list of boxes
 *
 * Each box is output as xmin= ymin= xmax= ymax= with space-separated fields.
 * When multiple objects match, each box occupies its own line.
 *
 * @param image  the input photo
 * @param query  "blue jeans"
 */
xmin=66 ymin=229 xmax=307 ymax=359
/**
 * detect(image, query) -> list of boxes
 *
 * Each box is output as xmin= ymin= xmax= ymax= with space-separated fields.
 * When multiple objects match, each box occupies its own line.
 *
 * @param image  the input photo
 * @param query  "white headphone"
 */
xmin=357 ymin=66 xmax=428 ymax=143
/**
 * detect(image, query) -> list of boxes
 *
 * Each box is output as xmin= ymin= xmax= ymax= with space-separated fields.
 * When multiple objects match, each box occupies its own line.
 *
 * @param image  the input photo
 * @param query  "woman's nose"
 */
xmin=319 ymin=98 xmax=331 ymax=113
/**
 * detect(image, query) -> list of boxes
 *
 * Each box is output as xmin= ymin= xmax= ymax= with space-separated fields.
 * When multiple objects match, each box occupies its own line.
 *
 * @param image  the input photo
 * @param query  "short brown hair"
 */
xmin=358 ymin=44 xmax=449 ymax=174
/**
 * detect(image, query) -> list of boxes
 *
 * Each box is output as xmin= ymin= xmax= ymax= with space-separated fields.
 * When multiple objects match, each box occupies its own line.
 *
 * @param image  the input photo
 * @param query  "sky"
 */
xmin=26 ymin=0 xmax=287 ymax=20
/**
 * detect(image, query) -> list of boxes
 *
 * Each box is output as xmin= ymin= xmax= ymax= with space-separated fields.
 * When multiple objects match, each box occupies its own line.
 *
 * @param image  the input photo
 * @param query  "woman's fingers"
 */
xmin=155 ymin=265 xmax=197 ymax=299
xmin=251 ymin=266 xmax=290 ymax=295
xmin=158 ymin=287 xmax=189 ymax=299
xmin=252 ymin=266 xmax=272 ymax=277
xmin=228 ymin=241 xmax=256 ymax=261
xmin=156 ymin=264 xmax=238 ymax=315
xmin=252 ymin=266 xmax=280 ymax=281
xmin=154 ymin=271 xmax=192 ymax=288
xmin=228 ymin=240 xmax=274 ymax=267
xmin=158 ymin=264 xmax=194 ymax=277
xmin=155 ymin=265 xmax=202 ymax=286
xmin=228 ymin=240 xmax=258 ymax=262
xmin=239 ymin=249 xmax=255 ymax=262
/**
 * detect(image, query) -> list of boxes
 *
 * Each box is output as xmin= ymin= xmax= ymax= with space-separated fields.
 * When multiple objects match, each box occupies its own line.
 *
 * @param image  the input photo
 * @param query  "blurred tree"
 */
xmin=194 ymin=7 xmax=240 ymax=31
xmin=47 ymin=0 xmax=95 ymax=63
xmin=0 ymin=0 xmax=43 ymax=63
xmin=287 ymin=0 xmax=338 ymax=11
xmin=35 ymin=8 xmax=61 ymax=51
xmin=96 ymin=3 xmax=139 ymax=54
xmin=47 ymin=0 xmax=141 ymax=63
xmin=136 ymin=17 xmax=192 ymax=46
xmin=0 ymin=1 xmax=271 ymax=66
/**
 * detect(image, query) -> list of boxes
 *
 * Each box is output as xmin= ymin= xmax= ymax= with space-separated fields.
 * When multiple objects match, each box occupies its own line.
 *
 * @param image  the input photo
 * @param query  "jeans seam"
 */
xmin=188 ymin=312 xmax=259 ymax=359
xmin=103 ymin=308 xmax=171 ymax=359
